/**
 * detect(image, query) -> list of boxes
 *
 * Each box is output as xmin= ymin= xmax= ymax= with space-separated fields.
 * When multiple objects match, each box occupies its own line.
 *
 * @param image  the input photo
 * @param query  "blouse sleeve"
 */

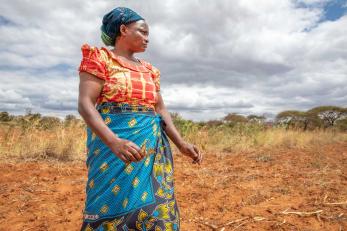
xmin=78 ymin=44 xmax=108 ymax=80
xmin=151 ymin=65 xmax=161 ymax=92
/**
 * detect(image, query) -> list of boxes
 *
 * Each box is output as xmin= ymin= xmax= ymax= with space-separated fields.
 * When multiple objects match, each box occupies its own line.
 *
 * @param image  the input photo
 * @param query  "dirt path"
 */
xmin=0 ymin=143 xmax=346 ymax=230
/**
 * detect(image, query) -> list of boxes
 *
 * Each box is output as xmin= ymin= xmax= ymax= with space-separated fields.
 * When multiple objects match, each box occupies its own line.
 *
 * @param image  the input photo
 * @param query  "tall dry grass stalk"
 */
xmin=0 ymin=122 xmax=86 ymax=161
xmin=1 ymin=121 xmax=346 ymax=161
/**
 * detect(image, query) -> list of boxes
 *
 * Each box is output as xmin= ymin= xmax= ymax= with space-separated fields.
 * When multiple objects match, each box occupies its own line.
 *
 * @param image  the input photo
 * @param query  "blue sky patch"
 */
xmin=296 ymin=0 xmax=347 ymax=22
xmin=322 ymin=0 xmax=347 ymax=21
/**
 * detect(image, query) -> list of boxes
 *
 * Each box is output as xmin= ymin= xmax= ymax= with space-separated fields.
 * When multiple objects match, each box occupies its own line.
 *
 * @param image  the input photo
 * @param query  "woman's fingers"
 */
xmin=129 ymin=142 xmax=146 ymax=158
xmin=127 ymin=145 xmax=143 ymax=161
xmin=123 ymin=150 xmax=137 ymax=162
xmin=128 ymin=141 xmax=147 ymax=160
xmin=192 ymin=145 xmax=202 ymax=164
xmin=193 ymin=145 xmax=199 ymax=157
xmin=119 ymin=153 xmax=130 ymax=164
xmin=190 ymin=146 xmax=198 ymax=163
xmin=194 ymin=145 xmax=202 ymax=163
xmin=117 ymin=140 xmax=141 ymax=162
xmin=128 ymin=142 xmax=141 ymax=152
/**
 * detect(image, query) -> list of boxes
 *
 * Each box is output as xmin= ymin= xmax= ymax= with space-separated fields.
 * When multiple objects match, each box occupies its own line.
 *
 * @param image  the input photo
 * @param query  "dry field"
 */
xmin=0 ymin=123 xmax=346 ymax=230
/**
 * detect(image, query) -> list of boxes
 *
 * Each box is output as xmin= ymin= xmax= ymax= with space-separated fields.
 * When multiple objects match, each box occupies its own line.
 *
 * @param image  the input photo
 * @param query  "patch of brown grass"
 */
xmin=1 ymin=121 xmax=347 ymax=161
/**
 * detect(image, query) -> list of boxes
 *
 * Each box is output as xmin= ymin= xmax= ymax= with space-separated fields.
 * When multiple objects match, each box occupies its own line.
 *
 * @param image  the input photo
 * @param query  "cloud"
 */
xmin=0 ymin=0 xmax=346 ymax=121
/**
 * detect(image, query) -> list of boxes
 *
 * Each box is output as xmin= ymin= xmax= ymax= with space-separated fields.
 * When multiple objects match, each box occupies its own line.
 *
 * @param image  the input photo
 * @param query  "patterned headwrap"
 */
xmin=101 ymin=7 xmax=144 ymax=46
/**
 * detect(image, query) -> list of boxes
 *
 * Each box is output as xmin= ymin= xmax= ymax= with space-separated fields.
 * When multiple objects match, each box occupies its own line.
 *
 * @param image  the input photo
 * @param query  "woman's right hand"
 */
xmin=108 ymin=137 xmax=145 ymax=164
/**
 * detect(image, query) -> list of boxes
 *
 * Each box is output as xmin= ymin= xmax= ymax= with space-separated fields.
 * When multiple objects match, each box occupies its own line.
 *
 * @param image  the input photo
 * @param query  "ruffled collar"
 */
xmin=101 ymin=47 xmax=152 ymax=73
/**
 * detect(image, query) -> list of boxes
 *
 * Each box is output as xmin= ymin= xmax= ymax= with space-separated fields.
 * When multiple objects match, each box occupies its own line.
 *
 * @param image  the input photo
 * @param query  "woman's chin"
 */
xmin=136 ymin=48 xmax=146 ymax=53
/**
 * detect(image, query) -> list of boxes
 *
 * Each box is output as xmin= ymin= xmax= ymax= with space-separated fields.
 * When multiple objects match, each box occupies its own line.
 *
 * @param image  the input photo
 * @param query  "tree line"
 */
xmin=221 ymin=106 xmax=347 ymax=131
xmin=1 ymin=105 xmax=346 ymax=131
xmin=0 ymin=111 xmax=84 ymax=129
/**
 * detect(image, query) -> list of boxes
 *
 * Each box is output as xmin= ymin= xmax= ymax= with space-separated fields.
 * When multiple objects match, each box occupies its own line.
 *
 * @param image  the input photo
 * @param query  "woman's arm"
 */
xmin=78 ymin=72 xmax=144 ymax=163
xmin=154 ymin=92 xmax=203 ymax=164
xmin=78 ymin=72 xmax=117 ymax=146
xmin=154 ymin=93 xmax=185 ymax=150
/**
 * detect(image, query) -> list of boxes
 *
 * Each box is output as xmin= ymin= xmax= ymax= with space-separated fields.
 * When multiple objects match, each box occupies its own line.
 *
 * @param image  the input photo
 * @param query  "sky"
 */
xmin=0 ymin=0 xmax=346 ymax=122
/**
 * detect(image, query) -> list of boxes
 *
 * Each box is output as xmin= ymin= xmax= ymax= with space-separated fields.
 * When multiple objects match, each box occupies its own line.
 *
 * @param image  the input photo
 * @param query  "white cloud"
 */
xmin=0 ymin=0 xmax=346 ymax=121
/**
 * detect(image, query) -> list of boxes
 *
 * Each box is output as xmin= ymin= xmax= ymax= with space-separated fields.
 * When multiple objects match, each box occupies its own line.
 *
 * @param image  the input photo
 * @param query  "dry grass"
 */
xmin=1 ymin=121 xmax=347 ymax=161
xmin=0 ymin=122 xmax=86 ymax=161
xmin=184 ymin=125 xmax=347 ymax=154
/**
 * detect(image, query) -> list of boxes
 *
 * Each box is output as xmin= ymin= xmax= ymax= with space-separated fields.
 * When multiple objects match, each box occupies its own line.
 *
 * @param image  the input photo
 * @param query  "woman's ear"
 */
xmin=119 ymin=24 xmax=128 ymax=36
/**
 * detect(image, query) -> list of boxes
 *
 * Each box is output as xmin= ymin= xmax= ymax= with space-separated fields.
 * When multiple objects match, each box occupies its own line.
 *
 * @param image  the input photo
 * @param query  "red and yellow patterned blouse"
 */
xmin=78 ymin=44 xmax=160 ymax=110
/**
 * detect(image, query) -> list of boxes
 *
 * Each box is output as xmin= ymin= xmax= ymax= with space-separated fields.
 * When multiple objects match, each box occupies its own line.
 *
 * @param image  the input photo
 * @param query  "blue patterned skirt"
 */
xmin=81 ymin=102 xmax=180 ymax=231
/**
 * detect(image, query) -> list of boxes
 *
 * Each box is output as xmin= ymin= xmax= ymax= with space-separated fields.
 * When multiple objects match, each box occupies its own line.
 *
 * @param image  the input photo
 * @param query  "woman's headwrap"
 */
xmin=101 ymin=7 xmax=144 ymax=46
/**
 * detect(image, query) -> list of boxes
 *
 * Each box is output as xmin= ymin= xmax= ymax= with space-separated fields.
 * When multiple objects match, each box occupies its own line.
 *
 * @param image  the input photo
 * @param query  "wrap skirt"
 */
xmin=80 ymin=102 xmax=180 ymax=231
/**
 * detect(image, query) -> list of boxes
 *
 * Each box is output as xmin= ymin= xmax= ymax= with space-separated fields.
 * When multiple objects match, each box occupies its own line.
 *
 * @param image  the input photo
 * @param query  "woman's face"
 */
xmin=121 ymin=20 xmax=149 ymax=53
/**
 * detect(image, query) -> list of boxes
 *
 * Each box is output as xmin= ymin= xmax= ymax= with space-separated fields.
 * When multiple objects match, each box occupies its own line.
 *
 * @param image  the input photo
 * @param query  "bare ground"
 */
xmin=0 ymin=143 xmax=346 ymax=230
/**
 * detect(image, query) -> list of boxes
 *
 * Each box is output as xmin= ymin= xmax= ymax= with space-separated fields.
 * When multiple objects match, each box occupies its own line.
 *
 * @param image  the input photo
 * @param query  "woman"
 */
xmin=78 ymin=7 xmax=202 ymax=231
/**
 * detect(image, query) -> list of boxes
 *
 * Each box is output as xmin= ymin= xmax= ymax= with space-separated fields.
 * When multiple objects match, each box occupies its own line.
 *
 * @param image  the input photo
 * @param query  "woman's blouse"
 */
xmin=78 ymin=44 xmax=160 ymax=110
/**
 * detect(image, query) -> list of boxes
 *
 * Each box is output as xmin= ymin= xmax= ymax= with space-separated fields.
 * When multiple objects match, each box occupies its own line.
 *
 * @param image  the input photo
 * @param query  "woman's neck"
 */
xmin=111 ymin=46 xmax=139 ymax=63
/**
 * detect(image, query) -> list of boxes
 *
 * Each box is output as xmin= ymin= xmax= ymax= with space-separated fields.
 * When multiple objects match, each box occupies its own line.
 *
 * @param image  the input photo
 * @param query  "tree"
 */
xmin=0 ymin=111 xmax=13 ymax=122
xmin=335 ymin=117 xmax=347 ymax=131
xmin=223 ymin=113 xmax=248 ymax=123
xmin=64 ymin=114 xmax=77 ymax=126
xmin=275 ymin=110 xmax=299 ymax=129
xmin=247 ymin=114 xmax=266 ymax=124
xmin=306 ymin=106 xmax=347 ymax=128
xmin=275 ymin=110 xmax=313 ymax=130
xmin=205 ymin=119 xmax=224 ymax=126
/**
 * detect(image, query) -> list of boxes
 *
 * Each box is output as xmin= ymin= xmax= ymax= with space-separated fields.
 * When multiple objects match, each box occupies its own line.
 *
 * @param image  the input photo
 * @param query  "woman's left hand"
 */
xmin=178 ymin=141 xmax=203 ymax=165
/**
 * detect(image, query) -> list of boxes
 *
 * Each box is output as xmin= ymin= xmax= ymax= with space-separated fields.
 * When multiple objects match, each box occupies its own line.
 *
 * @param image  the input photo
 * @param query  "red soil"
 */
xmin=0 ymin=143 xmax=346 ymax=230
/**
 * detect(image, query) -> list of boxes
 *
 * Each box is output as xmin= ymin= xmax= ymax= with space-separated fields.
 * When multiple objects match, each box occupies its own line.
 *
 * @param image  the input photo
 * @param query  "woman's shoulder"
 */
xmin=140 ymin=59 xmax=160 ymax=75
xmin=80 ymin=43 xmax=110 ymax=63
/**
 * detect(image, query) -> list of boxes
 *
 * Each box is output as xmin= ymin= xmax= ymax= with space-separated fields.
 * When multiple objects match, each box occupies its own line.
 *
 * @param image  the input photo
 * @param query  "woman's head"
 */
xmin=101 ymin=7 xmax=148 ymax=52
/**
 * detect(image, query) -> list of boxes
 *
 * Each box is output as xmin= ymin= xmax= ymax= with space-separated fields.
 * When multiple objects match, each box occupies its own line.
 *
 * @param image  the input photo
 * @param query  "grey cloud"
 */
xmin=0 ymin=0 xmax=346 ymax=121
xmin=167 ymin=100 xmax=254 ymax=111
